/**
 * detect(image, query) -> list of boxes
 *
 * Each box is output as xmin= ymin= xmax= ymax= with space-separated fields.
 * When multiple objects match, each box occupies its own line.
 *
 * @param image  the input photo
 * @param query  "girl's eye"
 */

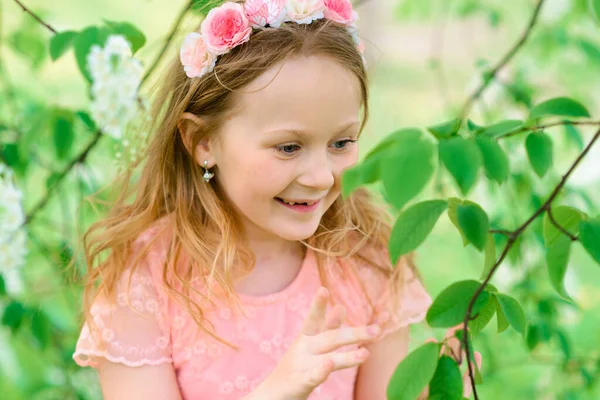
xmin=331 ymin=139 xmax=357 ymax=150
xmin=275 ymin=144 xmax=301 ymax=155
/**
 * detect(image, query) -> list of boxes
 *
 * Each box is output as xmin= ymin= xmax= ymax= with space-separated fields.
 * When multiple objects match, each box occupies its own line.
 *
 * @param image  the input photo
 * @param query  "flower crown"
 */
xmin=180 ymin=0 xmax=365 ymax=79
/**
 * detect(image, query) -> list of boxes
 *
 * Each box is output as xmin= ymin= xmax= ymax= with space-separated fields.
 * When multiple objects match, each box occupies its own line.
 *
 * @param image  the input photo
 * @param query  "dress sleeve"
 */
xmin=73 ymin=247 xmax=172 ymax=368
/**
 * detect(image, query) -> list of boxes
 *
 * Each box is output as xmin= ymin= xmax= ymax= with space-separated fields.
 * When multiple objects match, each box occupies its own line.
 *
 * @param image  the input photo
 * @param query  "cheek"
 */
xmin=333 ymin=149 xmax=360 ymax=184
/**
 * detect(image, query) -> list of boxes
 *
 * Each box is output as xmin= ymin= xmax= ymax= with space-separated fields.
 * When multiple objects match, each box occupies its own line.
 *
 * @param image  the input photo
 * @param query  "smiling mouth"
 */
xmin=275 ymin=197 xmax=318 ymax=206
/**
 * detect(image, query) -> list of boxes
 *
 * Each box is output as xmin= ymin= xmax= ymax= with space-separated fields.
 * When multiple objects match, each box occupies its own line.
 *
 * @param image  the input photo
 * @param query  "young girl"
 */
xmin=72 ymin=1 xmax=440 ymax=398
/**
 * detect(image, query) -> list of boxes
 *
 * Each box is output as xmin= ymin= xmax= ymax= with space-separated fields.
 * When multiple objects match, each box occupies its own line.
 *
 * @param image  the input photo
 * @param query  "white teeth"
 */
xmin=279 ymin=198 xmax=318 ymax=206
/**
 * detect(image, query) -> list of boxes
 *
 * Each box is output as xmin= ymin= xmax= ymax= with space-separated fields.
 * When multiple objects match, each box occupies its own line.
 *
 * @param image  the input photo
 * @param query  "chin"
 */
xmin=273 ymin=221 xmax=321 ymax=242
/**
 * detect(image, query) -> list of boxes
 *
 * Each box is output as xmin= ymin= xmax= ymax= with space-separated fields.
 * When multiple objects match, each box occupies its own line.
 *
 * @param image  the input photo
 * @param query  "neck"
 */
xmin=245 ymin=236 xmax=305 ymax=269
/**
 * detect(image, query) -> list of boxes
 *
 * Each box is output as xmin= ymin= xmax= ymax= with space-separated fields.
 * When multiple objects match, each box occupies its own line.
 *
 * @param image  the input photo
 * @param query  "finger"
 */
xmin=323 ymin=305 xmax=345 ymax=331
xmin=302 ymin=287 xmax=329 ymax=336
xmin=445 ymin=337 xmax=462 ymax=364
xmin=461 ymin=352 xmax=483 ymax=398
xmin=328 ymin=347 xmax=370 ymax=371
xmin=313 ymin=324 xmax=381 ymax=354
xmin=306 ymin=357 xmax=335 ymax=387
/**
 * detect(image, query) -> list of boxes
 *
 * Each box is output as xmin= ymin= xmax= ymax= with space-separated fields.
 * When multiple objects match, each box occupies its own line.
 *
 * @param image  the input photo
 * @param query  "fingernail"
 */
xmin=368 ymin=325 xmax=381 ymax=336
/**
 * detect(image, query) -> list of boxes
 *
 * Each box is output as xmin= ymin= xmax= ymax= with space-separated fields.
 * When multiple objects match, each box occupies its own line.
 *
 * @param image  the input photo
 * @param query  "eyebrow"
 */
xmin=265 ymin=121 xmax=361 ymax=138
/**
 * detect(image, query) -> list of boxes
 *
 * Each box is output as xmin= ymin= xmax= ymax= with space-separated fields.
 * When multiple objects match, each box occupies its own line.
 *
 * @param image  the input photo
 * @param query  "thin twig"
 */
xmin=497 ymin=120 xmax=600 ymax=139
xmin=12 ymin=0 xmax=57 ymax=34
xmin=547 ymin=207 xmax=578 ymax=241
xmin=461 ymin=127 xmax=600 ymax=399
xmin=141 ymin=0 xmax=193 ymax=86
xmin=459 ymin=0 xmax=546 ymax=120
xmin=21 ymin=131 xmax=102 ymax=228
xmin=20 ymin=0 xmax=194 ymax=227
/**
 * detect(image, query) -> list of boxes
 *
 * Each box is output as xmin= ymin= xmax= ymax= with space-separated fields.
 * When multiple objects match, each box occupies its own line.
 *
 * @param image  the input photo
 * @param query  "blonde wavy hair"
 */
xmin=77 ymin=15 xmax=417 ymax=348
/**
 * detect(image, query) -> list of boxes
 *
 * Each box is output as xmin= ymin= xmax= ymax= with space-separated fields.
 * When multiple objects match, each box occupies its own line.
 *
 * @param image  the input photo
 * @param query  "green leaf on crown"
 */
xmin=475 ymin=135 xmax=509 ymax=183
xmin=428 ymin=355 xmax=464 ymax=400
xmin=50 ymin=31 xmax=77 ymax=61
xmin=457 ymin=201 xmax=489 ymax=251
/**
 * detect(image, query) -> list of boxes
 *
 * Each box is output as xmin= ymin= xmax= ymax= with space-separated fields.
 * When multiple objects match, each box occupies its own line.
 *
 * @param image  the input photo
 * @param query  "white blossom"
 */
xmin=0 ymin=164 xmax=28 ymax=273
xmin=87 ymin=35 xmax=144 ymax=140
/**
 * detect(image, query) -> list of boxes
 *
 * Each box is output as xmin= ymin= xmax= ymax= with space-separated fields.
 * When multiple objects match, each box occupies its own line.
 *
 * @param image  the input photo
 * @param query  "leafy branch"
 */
xmin=460 ymin=127 xmax=600 ymax=399
xmin=10 ymin=0 xmax=193 ymax=227
xmin=459 ymin=0 xmax=546 ymax=120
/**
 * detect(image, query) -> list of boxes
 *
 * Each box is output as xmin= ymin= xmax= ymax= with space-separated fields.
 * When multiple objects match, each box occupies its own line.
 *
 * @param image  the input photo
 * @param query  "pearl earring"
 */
xmin=203 ymin=160 xmax=214 ymax=183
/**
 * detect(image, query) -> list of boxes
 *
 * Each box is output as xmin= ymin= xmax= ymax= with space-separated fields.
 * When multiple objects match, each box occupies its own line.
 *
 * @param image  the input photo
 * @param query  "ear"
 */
xmin=177 ymin=112 xmax=215 ymax=167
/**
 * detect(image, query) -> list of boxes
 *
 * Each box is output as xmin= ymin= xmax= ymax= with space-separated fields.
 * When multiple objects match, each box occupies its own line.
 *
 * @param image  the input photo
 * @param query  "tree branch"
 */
xmin=547 ymin=207 xmax=578 ymax=241
xmin=141 ymin=0 xmax=193 ymax=86
xmin=497 ymin=120 xmax=600 ymax=140
xmin=459 ymin=0 xmax=546 ymax=120
xmin=19 ymin=1 xmax=194 ymax=227
xmin=12 ymin=0 xmax=57 ymax=34
xmin=461 ymin=127 xmax=600 ymax=399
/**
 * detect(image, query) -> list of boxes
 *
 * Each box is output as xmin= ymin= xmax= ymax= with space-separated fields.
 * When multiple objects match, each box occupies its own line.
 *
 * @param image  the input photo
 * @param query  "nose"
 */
xmin=297 ymin=150 xmax=335 ymax=191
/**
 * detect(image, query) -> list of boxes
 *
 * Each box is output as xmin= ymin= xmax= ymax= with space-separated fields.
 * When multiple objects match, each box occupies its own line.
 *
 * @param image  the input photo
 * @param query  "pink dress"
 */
xmin=73 ymin=219 xmax=432 ymax=399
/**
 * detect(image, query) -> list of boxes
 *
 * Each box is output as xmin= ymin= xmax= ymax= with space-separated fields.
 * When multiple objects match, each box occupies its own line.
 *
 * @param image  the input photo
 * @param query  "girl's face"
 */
xmin=210 ymin=55 xmax=362 ymax=242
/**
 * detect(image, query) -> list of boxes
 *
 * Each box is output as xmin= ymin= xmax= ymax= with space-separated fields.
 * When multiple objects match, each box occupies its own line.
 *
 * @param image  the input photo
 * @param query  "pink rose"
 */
xmin=179 ymin=32 xmax=217 ymax=78
xmin=323 ymin=0 xmax=357 ymax=24
xmin=284 ymin=0 xmax=325 ymax=24
xmin=244 ymin=0 xmax=286 ymax=28
xmin=201 ymin=2 xmax=252 ymax=55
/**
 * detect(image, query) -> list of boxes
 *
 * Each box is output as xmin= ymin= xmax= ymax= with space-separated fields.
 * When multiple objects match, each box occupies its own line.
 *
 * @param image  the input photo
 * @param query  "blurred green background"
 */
xmin=1 ymin=0 xmax=600 ymax=399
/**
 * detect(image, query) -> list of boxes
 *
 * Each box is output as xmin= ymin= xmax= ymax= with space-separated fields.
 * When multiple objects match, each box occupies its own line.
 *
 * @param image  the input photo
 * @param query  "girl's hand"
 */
xmin=255 ymin=286 xmax=384 ymax=400
xmin=418 ymin=325 xmax=483 ymax=399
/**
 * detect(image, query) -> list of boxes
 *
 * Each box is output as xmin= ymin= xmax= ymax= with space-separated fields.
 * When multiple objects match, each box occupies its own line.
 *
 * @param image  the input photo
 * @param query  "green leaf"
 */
xmin=388 ymin=200 xmax=448 ymax=264
xmin=0 ymin=274 xmax=6 ymax=296
xmin=479 ymin=120 xmax=523 ymax=138
xmin=554 ymin=328 xmax=571 ymax=360
xmin=543 ymin=206 xmax=584 ymax=247
xmin=191 ymin=0 xmax=221 ymax=14
xmin=342 ymin=129 xmax=426 ymax=198
xmin=46 ymin=172 xmax=62 ymax=190
xmin=73 ymin=26 xmax=110 ymax=83
xmin=480 ymin=233 xmax=496 ymax=280
xmin=76 ymin=110 xmax=97 ymax=131
xmin=495 ymin=293 xmax=527 ymax=337
xmin=8 ymin=23 xmax=47 ymax=69
xmin=439 ymin=137 xmax=482 ymax=195
xmin=386 ymin=342 xmax=440 ymax=400
xmin=525 ymin=131 xmax=553 ymax=177
xmin=49 ymin=31 xmax=77 ymax=61
xmin=467 ymin=119 xmax=484 ymax=134
xmin=457 ymin=202 xmax=489 ymax=251
xmin=564 ymin=123 xmax=584 ymax=151
xmin=426 ymin=280 xmax=490 ymax=328
xmin=529 ymin=97 xmax=591 ymax=120
xmin=468 ymin=293 xmax=497 ymax=335
xmin=427 ymin=118 xmax=461 ymax=139
xmin=475 ymin=136 xmax=509 ymax=183
xmin=52 ymin=109 xmax=75 ymax=160
xmin=546 ymin=235 xmax=572 ymax=300
xmin=104 ymin=20 xmax=146 ymax=54
xmin=29 ymin=310 xmax=52 ymax=349
xmin=447 ymin=198 xmax=470 ymax=247
xmin=579 ymin=218 xmax=600 ymax=264
xmin=2 ymin=301 xmax=27 ymax=332
xmin=590 ymin=0 xmax=600 ymax=21
xmin=341 ymin=160 xmax=378 ymax=198
xmin=493 ymin=294 xmax=509 ymax=333
xmin=428 ymin=355 xmax=464 ymax=400
xmin=381 ymin=133 xmax=436 ymax=209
